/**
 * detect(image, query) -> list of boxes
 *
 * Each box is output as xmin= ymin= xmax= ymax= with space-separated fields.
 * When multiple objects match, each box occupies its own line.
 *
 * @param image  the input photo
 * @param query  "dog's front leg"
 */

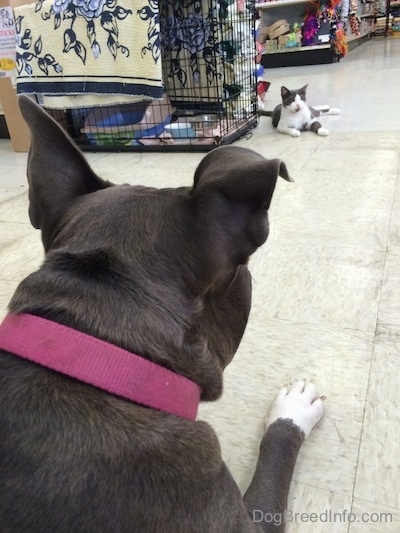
xmin=243 ymin=382 xmax=325 ymax=532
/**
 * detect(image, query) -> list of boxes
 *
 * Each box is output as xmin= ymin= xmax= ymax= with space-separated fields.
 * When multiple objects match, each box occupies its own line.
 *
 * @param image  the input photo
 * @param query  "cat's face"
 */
xmin=281 ymin=85 xmax=308 ymax=114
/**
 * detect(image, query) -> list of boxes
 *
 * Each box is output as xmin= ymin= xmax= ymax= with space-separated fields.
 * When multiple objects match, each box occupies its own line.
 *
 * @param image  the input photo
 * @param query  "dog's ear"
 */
xmin=18 ymin=95 xmax=112 ymax=249
xmin=192 ymin=146 xmax=292 ymax=207
xmin=191 ymin=146 xmax=292 ymax=269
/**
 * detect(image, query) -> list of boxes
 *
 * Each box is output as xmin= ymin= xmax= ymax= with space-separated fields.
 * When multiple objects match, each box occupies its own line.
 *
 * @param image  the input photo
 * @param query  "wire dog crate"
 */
xmin=44 ymin=0 xmax=258 ymax=152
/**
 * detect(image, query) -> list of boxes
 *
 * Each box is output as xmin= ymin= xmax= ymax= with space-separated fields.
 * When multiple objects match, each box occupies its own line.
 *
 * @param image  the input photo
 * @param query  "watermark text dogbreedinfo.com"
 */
xmin=253 ymin=509 xmax=393 ymax=527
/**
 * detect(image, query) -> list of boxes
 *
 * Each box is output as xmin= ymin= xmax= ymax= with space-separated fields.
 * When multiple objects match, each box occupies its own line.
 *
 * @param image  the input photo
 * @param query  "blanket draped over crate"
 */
xmin=14 ymin=0 xmax=163 ymax=99
xmin=159 ymin=0 xmax=222 ymax=109
xmin=159 ymin=0 xmax=255 ymax=114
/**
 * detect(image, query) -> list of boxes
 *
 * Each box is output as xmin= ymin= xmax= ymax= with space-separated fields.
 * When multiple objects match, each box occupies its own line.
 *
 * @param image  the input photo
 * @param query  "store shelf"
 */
xmin=346 ymin=31 xmax=373 ymax=49
xmin=261 ymin=45 xmax=336 ymax=67
xmin=263 ymin=43 xmax=330 ymax=54
xmin=257 ymin=0 xmax=375 ymax=67
xmin=255 ymin=0 xmax=308 ymax=8
xmin=347 ymin=31 xmax=373 ymax=41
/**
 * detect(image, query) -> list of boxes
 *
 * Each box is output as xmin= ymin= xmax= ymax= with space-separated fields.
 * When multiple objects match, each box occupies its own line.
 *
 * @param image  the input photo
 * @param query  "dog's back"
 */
xmin=0 ymin=96 xmax=292 ymax=531
xmin=0 ymin=352 xmax=250 ymax=531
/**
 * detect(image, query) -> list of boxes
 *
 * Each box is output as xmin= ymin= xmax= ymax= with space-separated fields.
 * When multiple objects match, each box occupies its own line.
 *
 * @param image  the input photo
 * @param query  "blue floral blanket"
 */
xmin=15 ymin=0 xmax=163 ymax=99
xmin=159 ymin=0 xmax=223 ymax=107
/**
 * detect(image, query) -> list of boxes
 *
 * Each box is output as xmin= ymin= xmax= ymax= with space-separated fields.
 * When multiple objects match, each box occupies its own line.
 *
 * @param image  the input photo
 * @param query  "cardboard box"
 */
xmin=0 ymin=0 xmax=30 ymax=151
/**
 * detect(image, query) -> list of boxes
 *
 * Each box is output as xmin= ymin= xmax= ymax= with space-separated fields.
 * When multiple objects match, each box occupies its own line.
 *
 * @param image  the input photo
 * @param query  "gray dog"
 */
xmin=0 ymin=95 xmax=324 ymax=532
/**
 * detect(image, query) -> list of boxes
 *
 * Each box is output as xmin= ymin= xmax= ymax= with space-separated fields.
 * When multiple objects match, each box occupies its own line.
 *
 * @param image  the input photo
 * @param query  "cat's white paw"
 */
xmin=266 ymin=381 xmax=325 ymax=438
xmin=277 ymin=127 xmax=301 ymax=137
xmin=317 ymin=127 xmax=329 ymax=136
xmin=329 ymin=107 xmax=341 ymax=115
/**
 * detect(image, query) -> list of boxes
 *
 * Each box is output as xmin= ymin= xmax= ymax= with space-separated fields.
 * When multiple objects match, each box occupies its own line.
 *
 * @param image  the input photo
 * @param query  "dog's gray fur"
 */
xmin=0 ymin=95 xmax=305 ymax=532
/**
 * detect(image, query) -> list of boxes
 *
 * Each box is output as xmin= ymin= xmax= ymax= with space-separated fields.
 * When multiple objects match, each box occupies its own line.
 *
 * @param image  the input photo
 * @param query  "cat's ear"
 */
xmin=281 ymin=86 xmax=290 ymax=97
xmin=299 ymin=84 xmax=308 ymax=94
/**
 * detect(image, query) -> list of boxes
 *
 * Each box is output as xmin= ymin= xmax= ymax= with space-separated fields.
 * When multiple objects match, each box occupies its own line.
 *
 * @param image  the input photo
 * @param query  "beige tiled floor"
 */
xmin=1 ymin=37 xmax=400 ymax=531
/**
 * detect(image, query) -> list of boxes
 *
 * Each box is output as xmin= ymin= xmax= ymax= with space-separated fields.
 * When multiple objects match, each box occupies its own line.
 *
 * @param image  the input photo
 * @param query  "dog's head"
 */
xmin=14 ymin=95 xmax=291 ymax=401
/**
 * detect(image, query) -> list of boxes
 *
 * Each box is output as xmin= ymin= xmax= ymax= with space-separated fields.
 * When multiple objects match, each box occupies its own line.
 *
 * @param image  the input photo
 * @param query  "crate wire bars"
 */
xmin=45 ymin=0 xmax=259 ymax=151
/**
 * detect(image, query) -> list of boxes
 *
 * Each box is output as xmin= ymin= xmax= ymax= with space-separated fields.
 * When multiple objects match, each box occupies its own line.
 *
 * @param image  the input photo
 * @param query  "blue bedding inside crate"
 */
xmin=92 ymin=104 xmax=148 ymax=128
xmin=83 ymin=96 xmax=176 ymax=146
xmin=86 ymin=115 xmax=173 ymax=146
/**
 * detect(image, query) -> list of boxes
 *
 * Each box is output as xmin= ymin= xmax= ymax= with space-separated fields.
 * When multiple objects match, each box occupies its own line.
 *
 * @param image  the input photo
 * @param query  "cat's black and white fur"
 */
xmin=260 ymin=85 xmax=340 ymax=137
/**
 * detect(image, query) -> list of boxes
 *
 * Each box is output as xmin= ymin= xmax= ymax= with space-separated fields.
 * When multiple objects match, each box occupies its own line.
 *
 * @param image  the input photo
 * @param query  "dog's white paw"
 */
xmin=317 ymin=127 xmax=329 ymax=137
xmin=266 ymin=381 xmax=325 ymax=438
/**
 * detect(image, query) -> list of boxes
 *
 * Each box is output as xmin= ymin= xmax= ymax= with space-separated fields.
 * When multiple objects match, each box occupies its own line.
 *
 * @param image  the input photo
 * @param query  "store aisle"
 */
xmin=1 ymin=37 xmax=400 ymax=532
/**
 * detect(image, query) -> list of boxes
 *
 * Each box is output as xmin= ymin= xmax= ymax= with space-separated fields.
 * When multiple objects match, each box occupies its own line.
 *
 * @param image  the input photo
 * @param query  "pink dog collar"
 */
xmin=0 ymin=313 xmax=201 ymax=420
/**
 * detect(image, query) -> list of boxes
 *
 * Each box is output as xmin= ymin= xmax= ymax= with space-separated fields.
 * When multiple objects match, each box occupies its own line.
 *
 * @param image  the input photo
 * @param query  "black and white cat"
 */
xmin=259 ymin=85 xmax=340 ymax=137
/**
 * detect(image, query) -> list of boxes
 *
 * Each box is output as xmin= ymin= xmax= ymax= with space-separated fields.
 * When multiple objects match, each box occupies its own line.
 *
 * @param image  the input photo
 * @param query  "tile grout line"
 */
xmin=348 ymin=149 xmax=400 ymax=532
